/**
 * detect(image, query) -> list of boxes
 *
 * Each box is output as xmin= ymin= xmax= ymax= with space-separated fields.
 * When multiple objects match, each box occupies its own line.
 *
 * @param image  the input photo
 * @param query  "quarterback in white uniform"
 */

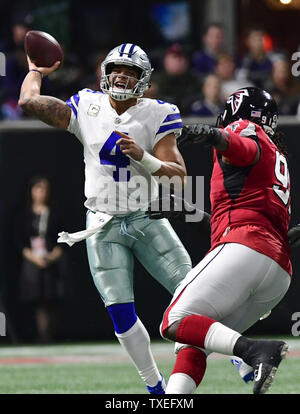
xmin=67 ymin=87 xmax=183 ymax=215
xmin=19 ymin=43 xmax=192 ymax=393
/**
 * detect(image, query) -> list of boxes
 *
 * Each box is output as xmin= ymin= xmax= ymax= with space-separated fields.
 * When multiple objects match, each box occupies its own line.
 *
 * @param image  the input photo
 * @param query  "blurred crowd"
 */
xmin=1 ymin=16 xmax=300 ymax=121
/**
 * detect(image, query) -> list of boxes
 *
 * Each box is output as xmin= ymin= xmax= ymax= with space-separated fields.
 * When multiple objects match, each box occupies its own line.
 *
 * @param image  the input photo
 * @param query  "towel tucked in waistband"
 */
xmin=57 ymin=211 xmax=113 ymax=247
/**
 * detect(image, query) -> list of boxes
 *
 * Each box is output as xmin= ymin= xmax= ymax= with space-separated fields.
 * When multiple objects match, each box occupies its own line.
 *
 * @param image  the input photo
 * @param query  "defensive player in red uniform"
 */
xmin=158 ymin=87 xmax=292 ymax=394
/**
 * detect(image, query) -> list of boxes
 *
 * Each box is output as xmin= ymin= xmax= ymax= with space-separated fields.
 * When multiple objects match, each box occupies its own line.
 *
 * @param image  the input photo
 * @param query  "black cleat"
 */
xmin=242 ymin=340 xmax=289 ymax=394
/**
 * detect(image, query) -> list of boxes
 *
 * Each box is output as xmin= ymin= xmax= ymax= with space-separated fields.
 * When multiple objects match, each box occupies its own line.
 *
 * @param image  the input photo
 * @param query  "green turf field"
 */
xmin=0 ymin=338 xmax=299 ymax=394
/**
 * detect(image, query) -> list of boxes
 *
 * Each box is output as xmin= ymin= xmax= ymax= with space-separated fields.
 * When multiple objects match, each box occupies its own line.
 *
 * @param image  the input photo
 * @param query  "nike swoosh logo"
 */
xmin=255 ymin=363 xmax=263 ymax=382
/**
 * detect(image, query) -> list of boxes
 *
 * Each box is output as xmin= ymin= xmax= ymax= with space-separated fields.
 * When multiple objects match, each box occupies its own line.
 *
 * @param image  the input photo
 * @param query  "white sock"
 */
xmin=115 ymin=318 xmax=161 ymax=387
xmin=165 ymin=373 xmax=196 ymax=394
xmin=231 ymin=356 xmax=253 ymax=377
xmin=204 ymin=322 xmax=241 ymax=355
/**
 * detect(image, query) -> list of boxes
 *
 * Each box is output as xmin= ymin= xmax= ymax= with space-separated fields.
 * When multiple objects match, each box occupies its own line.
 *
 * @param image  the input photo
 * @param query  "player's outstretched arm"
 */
xmin=178 ymin=123 xmax=259 ymax=166
xmin=18 ymin=56 xmax=71 ymax=130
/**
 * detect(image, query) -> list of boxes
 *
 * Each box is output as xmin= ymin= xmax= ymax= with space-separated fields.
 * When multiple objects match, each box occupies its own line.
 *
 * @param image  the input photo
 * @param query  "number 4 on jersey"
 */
xmin=99 ymin=131 xmax=130 ymax=181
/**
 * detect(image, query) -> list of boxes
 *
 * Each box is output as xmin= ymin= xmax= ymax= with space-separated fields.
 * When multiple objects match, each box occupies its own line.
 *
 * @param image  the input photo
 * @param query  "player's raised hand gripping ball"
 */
xmin=24 ymin=30 xmax=64 ymax=68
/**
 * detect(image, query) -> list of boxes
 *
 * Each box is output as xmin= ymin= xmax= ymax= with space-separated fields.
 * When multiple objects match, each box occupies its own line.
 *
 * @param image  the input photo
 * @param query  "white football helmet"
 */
xmin=100 ymin=43 xmax=153 ymax=101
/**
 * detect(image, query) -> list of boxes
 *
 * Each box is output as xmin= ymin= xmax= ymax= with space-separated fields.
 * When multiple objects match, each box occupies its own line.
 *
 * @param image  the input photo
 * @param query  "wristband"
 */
xmin=140 ymin=151 xmax=162 ymax=173
xmin=29 ymin=69 xmax=43 ymax=78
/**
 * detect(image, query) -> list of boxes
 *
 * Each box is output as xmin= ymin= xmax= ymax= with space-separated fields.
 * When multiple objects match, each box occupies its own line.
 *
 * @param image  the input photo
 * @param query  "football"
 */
xmin=24 ymin=30 xmax=64 ymax=67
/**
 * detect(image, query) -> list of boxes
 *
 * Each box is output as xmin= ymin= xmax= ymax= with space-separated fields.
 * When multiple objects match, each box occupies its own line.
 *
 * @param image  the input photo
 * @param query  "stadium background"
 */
xmin=0 ymin=0 xmax=300 ymax=344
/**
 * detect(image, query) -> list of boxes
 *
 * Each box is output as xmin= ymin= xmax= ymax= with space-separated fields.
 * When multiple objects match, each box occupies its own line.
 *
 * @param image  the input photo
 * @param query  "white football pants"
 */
xmin=161 ymin=243 xmax=291 ymax=336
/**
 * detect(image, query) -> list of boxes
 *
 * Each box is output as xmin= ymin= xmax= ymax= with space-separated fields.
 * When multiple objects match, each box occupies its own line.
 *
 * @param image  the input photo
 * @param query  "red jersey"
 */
xmin=209 ymin=119 xmax=292 ymax=275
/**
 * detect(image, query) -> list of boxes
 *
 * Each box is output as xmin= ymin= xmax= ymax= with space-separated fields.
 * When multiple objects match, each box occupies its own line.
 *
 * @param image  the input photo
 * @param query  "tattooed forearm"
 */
xmin=18 ymin=71 xmax=71 ymax=130
xmin=20 ymin=95 xmax=71 ymax=130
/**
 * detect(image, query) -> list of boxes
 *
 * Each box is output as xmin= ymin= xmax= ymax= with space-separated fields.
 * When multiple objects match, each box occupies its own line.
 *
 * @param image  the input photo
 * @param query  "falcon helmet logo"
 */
xmin=227 ymin=89 xmax=249 ymax=115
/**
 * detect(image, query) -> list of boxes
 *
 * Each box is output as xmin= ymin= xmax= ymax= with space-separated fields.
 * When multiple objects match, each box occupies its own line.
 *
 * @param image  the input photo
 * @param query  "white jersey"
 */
xmin=66 ymin=89 xmax=183 ymax=215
